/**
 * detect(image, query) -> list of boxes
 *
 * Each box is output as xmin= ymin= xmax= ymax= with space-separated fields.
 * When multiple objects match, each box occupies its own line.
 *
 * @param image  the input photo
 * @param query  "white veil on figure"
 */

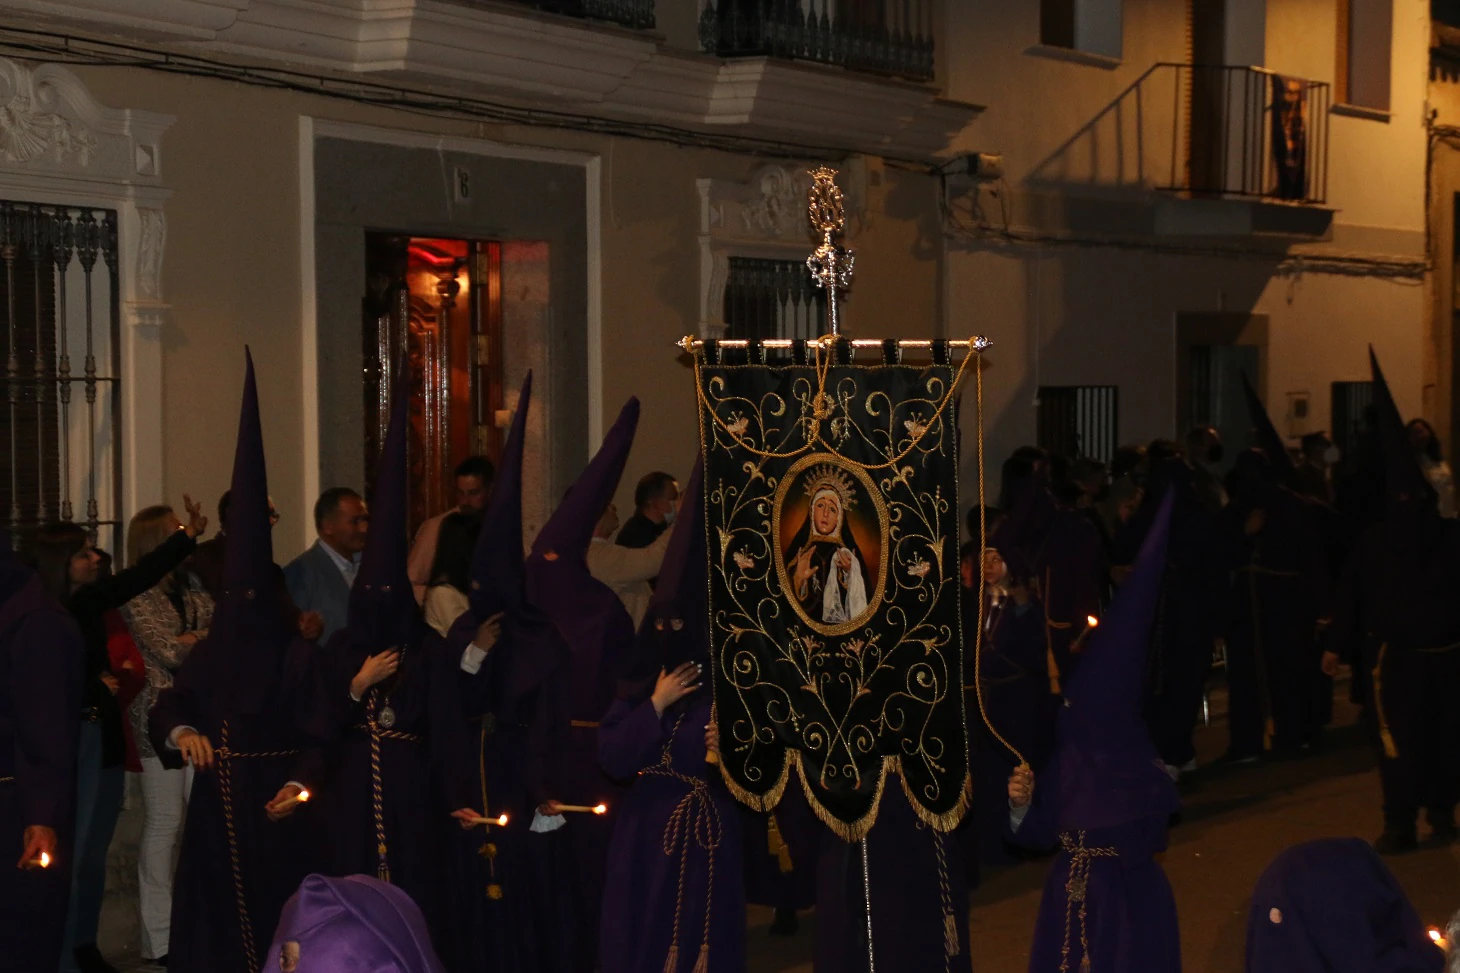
xmin=816 ymin=488 xmax=869 ymax=624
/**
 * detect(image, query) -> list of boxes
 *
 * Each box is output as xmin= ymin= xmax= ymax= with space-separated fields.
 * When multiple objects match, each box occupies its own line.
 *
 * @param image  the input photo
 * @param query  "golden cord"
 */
xmin=972 ymin=356 xmax=1027 ymax=770
xmin=689 ymin=336 xmax=981 ymax=471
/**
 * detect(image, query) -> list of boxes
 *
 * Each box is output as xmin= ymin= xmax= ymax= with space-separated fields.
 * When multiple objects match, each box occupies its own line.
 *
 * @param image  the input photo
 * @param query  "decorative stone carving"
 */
xmin=0 ymin=58 xmax=173 ymax=187
xmin=136 ymin=209 xmax=166 ymax=301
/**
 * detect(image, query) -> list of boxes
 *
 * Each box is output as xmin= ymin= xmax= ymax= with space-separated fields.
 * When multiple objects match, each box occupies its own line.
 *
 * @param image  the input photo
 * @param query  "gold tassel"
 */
xmin=378 ymin=864 xmax=390 ymax=883
xmin=944 ymin=911 xmax=960 ymax=957
xmin=767 ymin=815 xmax=794 ymax=873
xmin=486 ymin=884 xmax=503 ymax=901
xmin=690 ymin=944 xmax=709 ymax=973
xmin=1079 ymin=955 xmax=1091 ymax=972
xmin=662 ymin=945 xmax=679 ymax=973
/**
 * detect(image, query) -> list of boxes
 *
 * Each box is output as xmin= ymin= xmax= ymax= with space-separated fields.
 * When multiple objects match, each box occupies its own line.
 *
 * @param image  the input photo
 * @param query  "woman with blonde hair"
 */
xmin=120 ymin=504 xmax=214 ymax=968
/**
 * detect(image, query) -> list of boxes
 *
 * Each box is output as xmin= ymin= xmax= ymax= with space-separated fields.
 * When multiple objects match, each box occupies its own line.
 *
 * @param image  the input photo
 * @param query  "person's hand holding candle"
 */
xmin=18 ymin=825 xmax=56 ymax=870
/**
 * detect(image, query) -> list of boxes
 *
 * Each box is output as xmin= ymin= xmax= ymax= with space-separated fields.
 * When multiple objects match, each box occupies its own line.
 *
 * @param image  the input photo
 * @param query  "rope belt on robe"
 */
xmin=215 ymin=720 xmax=301 ymax=973
xmin=1058 ymin=830 xmax=1118 ymax=973
xmin=1371 ymin=638 xmax=1460 ymax=759
xmin=356 ymin=689 xmax=425 ymax=884
xmin=640 ymin=715 xmax=723 ymax=973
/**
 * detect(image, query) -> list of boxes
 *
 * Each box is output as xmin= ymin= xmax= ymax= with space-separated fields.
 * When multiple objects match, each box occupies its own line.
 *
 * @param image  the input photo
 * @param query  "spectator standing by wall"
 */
xmin=284 ymin=488 xmax=369 ymax=644
xmin=30 ymin=498 xmax=205 ymax=973
xmin=120 ymin=505 xmax=216 ymax=967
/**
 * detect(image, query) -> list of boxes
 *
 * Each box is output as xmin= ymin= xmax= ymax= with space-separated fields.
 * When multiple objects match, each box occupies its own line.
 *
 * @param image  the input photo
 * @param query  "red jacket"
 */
xmin=103 ymin=610 xmax=146 ymax=773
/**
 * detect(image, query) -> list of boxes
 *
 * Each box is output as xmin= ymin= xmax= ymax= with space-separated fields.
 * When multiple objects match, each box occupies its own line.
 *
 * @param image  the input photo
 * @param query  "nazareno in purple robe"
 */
xmin=1244 ymin=838 xmax=1444 ymax=973
xmin=598 ymin=458 xmax=746 ymax=973
xmin=1010 ymin=490 xmax=1181 ymax=973
xmin=266 ymin=873 xmax=447 ymax=973
xmin=966 ymin=583 xmax=1054 ymax=870
xmin=1219 ymin=451 xmax=1328 ymax=757
xmin=318 ymin=387 xmax=475 ymax=964
xmin=148 ymin=351 xmax=336 ymax=973
xmin=0 ymin=544 xmax=83 ymax=973
xmin=442 ymin=372 xmax=556 ymax=973
xmin=524 ymin=397 xmax=643 ymax=972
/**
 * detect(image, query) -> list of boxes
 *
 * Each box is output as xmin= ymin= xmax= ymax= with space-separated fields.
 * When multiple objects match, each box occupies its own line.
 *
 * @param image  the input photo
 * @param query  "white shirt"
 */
xmin=321 ymin=541 xmax=361 ymax=588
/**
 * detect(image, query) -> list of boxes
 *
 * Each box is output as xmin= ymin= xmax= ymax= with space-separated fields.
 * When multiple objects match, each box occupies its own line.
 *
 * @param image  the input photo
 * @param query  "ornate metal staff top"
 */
xmin=806 ymin=166 xmax=854 ymax=337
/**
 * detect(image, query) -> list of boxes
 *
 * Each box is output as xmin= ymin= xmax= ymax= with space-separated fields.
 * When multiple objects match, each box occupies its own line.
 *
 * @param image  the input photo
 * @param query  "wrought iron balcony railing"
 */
xmin=699 ymin=0 xmax=935 ymax=84
xmin=500 ymin=0 xmax=655 ymax=31
xmin=1163 ymin=63 xmax=1331 ymax=204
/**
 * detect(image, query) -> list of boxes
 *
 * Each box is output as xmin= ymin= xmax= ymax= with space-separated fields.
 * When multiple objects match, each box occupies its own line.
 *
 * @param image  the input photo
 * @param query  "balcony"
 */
xmin=493 ymin=0 xmax=655 ymax=31
xmin=1021 ymin=62 xmax=1333 ymax=239
xmin=1160 ymin=64 xmax=1331 ymax=206
xmin=697 ymin=0 xmax=936 ymax=83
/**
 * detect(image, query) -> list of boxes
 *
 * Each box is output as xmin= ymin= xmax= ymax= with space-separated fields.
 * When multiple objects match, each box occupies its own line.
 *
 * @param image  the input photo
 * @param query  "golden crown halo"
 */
xmin=802 ymin=463 xmax=856 ymax=510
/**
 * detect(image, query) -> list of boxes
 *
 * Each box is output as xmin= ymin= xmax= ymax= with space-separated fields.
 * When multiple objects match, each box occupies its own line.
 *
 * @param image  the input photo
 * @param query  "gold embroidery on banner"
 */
xmin=699 ymin=354 xmax=974 ymax=840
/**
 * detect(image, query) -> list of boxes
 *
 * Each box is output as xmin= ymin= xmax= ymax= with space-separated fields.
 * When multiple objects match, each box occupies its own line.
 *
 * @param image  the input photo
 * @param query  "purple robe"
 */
xmin=0 ymin=572 xmax=82 ymax=973
xmin=148 ymin=636 xmax=335 ymax=973
xmin=599 ymin=694 xmax=744 ymax=973
xmin=813 ymin=776 xmax=972 ymax=973
xmin=1245 ymin=838 xmax=1444 ymax=973
xmin=320 ymin=626 xmax=474 ymax=962
xmin=1220 ymin=482 xmax=1328 ymax=756
xmin=1010 ymin=754 xmax=1180 ymax=973
xmin=967 ymin=588 xmax=1053 ymax=869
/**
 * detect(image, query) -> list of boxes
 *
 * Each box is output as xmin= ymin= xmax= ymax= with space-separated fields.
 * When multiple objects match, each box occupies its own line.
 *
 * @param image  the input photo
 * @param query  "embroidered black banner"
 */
xmin=696 ymin=340 xmax=969 ymax=840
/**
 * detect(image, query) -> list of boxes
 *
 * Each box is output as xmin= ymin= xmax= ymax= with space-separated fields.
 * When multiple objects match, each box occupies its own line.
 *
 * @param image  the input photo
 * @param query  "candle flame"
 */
xmin=593 ymin=804 xmax=607 ymax=815
xmin=497 ymin=813 xmax=509 ymax=827
xmin=1086 ymin=615 xmax=1099 ymax=628
xmin=38 ymin=852 xmax=51 ymax=868
xmin=296 ymin=789 xmax=310 ymax=803
xmin=1430 ymin=928 xmax=1443 ymax=943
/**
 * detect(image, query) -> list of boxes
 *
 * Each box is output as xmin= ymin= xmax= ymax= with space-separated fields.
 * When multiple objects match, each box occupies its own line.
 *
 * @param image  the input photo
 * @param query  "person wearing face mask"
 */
xmin=615 ymin=471 xmax=679 ymax=552
xmin=1185 ymin=426 xmax=1229 ymax=515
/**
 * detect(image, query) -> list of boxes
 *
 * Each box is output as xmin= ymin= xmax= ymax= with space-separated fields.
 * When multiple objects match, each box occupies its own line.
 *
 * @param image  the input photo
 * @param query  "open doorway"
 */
xmin=362 ymin=233 xmax=503 ymax=534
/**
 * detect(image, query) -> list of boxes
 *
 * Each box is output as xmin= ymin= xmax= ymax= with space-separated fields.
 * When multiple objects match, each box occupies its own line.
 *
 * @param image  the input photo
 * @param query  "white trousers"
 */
xmin=137 ymin=756 xmax=194 ymax=960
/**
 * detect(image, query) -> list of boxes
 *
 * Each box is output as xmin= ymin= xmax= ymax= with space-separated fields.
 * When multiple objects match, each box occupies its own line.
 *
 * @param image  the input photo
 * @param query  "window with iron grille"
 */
xmin=0 ymin=201 xmax=122 ymax=557
xmin=1330 ymin=380 xmax=1375 ymax=460
xmin=1037 ymin=385 xmax=1120 ymax=463
xmin=722 ymin=256 xmax=827 ymax=343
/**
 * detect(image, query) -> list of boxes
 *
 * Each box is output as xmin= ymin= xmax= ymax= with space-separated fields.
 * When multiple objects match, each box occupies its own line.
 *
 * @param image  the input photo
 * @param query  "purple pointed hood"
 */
xmin=529 ymin=398 xmax=640 ymax=565
xmin=1369 ymin=348 xmax=1435 ymax=511
xmin=1052 ymin=488 xmax=1179 ymax=832
xmin=1240 ymin=372 xmax=1297 ymax=484
xmin=345 ymin=385 xmax=419 ymax=653
xmin=266 ymin=874 xmax=447 ymax=973
xmin=618 ymin=456 xmax=706 ymax=696
xmin=207 ymin=349 xmax=295 ymax=714
xmin=1245 ymin=838 xmax=1445 ymax=973
xmin=525 ymin=398 xmax=640 ymax=721
xmin=470 ymin=372 xmax=531 ymax=620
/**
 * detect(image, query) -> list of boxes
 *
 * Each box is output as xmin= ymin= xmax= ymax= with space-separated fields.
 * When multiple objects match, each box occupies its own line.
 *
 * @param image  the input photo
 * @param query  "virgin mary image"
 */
xmin=783 ymin=464 xmax=874 ymax=625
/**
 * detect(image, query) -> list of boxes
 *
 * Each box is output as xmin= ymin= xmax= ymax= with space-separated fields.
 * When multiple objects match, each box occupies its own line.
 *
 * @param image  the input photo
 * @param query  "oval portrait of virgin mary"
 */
xmin=772 ymin=454 xmax=888 ymax=635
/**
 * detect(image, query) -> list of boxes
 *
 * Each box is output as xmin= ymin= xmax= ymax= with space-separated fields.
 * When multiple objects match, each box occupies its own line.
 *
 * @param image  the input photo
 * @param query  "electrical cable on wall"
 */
xmin=0 ymin=26 xmax=944 ymax=170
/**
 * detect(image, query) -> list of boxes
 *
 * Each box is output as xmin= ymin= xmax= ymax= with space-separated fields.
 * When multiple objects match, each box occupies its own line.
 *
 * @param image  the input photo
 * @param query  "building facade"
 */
xmin=0 ymin=0 xmax=1436 ymax=957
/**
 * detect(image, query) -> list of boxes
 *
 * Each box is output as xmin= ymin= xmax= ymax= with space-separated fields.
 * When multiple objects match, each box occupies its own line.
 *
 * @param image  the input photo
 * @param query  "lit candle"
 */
xmin=1073 ymin=614 xmax=1100 ymax=651
xmin=27 ymin=851 xmax=51 ymax=868
xmin=277 ymin=788 xmax=310 ymax=811
xmin=1429 ymin=927 xmax=1449 ymax=951
xmin=554 ymin=804 xmax=608 ymax=815
xmin=462 ymin=813 xmax=511 ymax=827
